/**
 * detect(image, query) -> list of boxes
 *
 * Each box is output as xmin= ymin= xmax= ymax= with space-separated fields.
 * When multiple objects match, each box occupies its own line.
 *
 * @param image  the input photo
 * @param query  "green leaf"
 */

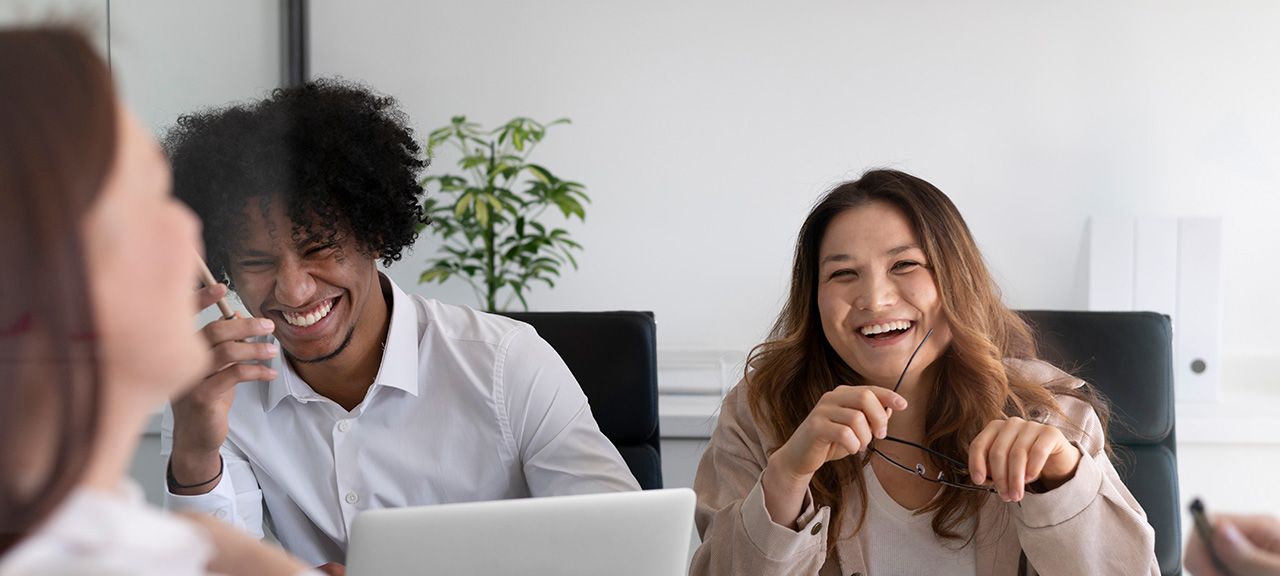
xmin=419 ymin=116 xmax=586 ymax=307
xmin=460 ymin=154 xmax=489 ymax=170
xmin=534 ymin=275 xmax=556 ymax=289
xmin=419 ymin=267 xmax=451 ymax=284
xmin=454 ymin=192 xmax=474 ymax=219
xmin=553 ymin=196 xmax=586 ymax=220
xmin=513 ymin=283 xmax=530 ymax=311
xmin=525 ymin=164 xmax=554 ymax=184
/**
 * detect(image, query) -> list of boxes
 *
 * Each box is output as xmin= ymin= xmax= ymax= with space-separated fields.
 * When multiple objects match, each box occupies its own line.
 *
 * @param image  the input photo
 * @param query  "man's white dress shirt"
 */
xmin=162 ymin=275 xmax=640 ymax=565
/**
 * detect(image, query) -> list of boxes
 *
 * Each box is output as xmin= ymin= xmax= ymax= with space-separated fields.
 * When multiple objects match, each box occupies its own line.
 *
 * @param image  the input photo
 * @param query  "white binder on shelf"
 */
xmin=1087 ymin=216 xmax=1223 ymax=402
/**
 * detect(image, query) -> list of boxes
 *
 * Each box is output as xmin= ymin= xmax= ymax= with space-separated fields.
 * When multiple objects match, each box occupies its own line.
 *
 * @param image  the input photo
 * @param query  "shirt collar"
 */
xmin=264 ymin=273 xmax=421 ymax=411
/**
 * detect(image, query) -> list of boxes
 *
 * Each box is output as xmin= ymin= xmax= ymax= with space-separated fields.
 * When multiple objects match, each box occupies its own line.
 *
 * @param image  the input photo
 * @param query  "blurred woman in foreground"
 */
xmin=0 ymin=25 xmax=314 ymax=576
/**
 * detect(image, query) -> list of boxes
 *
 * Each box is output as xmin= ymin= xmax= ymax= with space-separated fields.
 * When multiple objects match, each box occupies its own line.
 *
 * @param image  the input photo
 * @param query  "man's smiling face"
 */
xmin=226 ymin=197 xmax=382 ymax=365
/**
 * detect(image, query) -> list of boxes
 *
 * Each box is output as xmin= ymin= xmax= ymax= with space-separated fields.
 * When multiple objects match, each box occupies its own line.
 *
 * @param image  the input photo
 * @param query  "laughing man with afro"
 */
xmin=160 ymin=79 xmax=639 ymax=569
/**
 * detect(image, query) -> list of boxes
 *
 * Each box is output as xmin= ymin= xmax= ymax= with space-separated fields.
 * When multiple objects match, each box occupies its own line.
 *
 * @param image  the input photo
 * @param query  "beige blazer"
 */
xmin=690 ymin=359 xmax=1159 ymax=576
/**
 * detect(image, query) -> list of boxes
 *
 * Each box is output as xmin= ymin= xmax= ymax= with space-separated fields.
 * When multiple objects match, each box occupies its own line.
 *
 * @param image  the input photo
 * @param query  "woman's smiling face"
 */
xmin=816 ymin=200 xmax=952 ymax=387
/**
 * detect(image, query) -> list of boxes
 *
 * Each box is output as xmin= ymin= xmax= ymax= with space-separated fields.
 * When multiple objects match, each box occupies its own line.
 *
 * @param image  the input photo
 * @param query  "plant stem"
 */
xmin=485 ymin=217 xmax=496 ymax=311
xmin=485 ymin=140 xmax=498 ymax=312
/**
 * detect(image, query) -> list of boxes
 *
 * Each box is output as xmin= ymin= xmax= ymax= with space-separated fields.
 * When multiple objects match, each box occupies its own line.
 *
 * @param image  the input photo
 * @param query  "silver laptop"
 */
xmin=346 ymin=488 xmax=696 ymax=576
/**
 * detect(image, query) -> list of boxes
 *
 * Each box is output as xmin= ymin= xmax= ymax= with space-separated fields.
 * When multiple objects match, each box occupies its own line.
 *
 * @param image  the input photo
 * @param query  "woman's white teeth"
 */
xmin=860 ymin=321 xmax=912 ymax=336
xmin=283 ymin=299 xmax=334 ymax=328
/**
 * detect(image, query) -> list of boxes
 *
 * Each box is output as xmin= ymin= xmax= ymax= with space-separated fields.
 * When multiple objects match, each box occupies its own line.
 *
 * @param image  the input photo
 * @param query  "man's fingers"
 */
xmin=1215 ymin=519 xmax=1280 ymax=572
xmin=202 ymin=363 xmax=278 ymax=395
xmin=209 ymin=340 xmax=279 ymax=369
xmin=1225 ymin=515 xmax=1280 ymax=553
xmin=1183 ymin=530 xmax=1223 ymax=576
xmin=196 ymin=283 xmax=229 ymax=310
xmin=201 ymin=316 xmax=275 ymax=345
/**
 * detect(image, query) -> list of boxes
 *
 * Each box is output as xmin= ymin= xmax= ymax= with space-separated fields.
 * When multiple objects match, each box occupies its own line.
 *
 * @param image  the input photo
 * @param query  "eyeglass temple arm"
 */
xmin=892 ymin=327 xmax=934 ymax=394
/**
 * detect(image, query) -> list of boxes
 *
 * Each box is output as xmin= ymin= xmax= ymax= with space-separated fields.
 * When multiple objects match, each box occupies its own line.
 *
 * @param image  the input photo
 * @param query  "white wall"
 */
xmin=310 ymin=1 xmax=1280 ymax=369
xmin=0 ymin=0 xmax=106 ymax=53
xmin=109 ymin=0 xmax=280 ymax=137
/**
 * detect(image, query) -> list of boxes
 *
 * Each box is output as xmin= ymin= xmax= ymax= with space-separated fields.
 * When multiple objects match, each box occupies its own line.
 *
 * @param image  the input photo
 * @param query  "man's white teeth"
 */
xmin=283 ymin=299 xmax=334 ymax=328
xmin=860 ymin=320 xmax=912 ymax=336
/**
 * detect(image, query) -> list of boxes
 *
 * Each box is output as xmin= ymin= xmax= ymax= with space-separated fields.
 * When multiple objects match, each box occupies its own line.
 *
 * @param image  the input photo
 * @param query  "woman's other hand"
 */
xmin=180 ymin=511 xmax=311 ymax=576
xmin=761 ymin=385 xmax=906 ymax=526
xmin=967 ymin=417 xmax=1081 ymax=502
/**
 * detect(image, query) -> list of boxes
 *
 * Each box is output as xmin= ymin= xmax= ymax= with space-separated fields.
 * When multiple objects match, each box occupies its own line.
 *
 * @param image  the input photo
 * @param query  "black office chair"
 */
xmin=1020 ymin=310 xmax=1181 ymax=576
xmin=500 ymin=311 xmax=663 ymax=490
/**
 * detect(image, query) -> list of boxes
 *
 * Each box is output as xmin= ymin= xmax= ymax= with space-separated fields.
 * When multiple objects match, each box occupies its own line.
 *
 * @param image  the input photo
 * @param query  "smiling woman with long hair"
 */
xmin=690 ymin=170 xmax=1158 ymax=575
xmin=0 ymin=25 xmax=314 ymax=576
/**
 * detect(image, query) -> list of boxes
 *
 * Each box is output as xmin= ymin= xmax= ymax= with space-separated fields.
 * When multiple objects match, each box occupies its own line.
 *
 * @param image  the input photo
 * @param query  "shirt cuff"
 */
xmin=1017 ymin=442 xmax=1103 ymax=528
xmin=163 ymin=459 xmax=237 ymax=522
xmin=739 ymin=473 xmax=829 ymax=561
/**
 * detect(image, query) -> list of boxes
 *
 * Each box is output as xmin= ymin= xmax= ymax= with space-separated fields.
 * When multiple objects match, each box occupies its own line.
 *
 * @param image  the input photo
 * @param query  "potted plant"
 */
xmin=418 ymin=116 xmax=590 ymax=312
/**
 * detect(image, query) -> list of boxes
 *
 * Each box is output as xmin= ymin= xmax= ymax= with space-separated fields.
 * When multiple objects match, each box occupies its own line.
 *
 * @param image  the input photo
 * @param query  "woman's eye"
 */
xmin=829 ymin=269 xmax=855 ymax=280
xmin=893 ymin=260 xmax=920 ymax=272
xmin=239 ymin=261 xmax=270 ymax=268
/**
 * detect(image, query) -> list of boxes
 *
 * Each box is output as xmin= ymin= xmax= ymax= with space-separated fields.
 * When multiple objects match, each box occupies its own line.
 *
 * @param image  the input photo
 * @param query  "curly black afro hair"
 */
xmin=164 ymin=78 xmax=428 ymax=285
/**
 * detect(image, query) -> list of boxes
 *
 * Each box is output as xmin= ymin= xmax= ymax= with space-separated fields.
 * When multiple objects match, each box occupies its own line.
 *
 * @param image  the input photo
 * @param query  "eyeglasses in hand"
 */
xmin=866 ymin=328 xmax=997 ymax=494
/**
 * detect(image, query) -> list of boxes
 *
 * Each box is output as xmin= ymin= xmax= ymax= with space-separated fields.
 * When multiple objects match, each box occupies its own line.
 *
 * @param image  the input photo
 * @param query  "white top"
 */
xmin=860 ymin=467 xmax=977 ymax=576
xmin=161 ymin=275 xmax=640 ymax=566
xmin=0 ymin=482 xmax=213 ymax=576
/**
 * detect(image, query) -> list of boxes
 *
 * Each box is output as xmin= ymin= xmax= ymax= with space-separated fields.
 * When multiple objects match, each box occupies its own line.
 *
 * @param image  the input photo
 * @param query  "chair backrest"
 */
xmin=1020 ymin=310 xmax=1181 ymax=576
xmin=500 ymin=311 xmax=662 ymax=490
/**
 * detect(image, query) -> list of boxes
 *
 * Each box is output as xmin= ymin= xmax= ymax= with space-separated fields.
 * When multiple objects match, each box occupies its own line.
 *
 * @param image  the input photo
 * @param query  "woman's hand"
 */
xmin=761 ymin=385 xmax=906 ymax=526
xmin=179 ymin=512 xmax=311 ymax=576
xmin=967 ymin=417 xmax=1081 ymax=502
xmin=1185 ymin=514 xmax=1280 ymax=576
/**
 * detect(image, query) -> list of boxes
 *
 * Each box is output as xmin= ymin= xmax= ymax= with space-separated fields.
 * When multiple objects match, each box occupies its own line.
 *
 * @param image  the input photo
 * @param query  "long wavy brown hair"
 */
xmin=746 ymin=169 xmax=1110 ymax=550
xmin=0 ymin=26 xmax=114 ymax=554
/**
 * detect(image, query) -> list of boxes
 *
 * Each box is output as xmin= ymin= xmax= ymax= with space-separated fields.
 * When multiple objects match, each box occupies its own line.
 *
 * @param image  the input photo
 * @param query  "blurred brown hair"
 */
xmin=745 ymin=169 xmax=1110 ymax=552
xmin=0 ymin=25 xmax=116 ymax=554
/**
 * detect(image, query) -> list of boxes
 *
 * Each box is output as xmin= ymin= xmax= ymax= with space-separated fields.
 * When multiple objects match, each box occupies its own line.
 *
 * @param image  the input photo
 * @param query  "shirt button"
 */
xmin=214 ymin=509 xmax=228 ymax=520
xmin=345 ymin=491 xmax=359 ymax=505
xmin=810 ymin=522 xmax=823 ymax=535
xmin=337 ymin=420 xmax=351 ymax=433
